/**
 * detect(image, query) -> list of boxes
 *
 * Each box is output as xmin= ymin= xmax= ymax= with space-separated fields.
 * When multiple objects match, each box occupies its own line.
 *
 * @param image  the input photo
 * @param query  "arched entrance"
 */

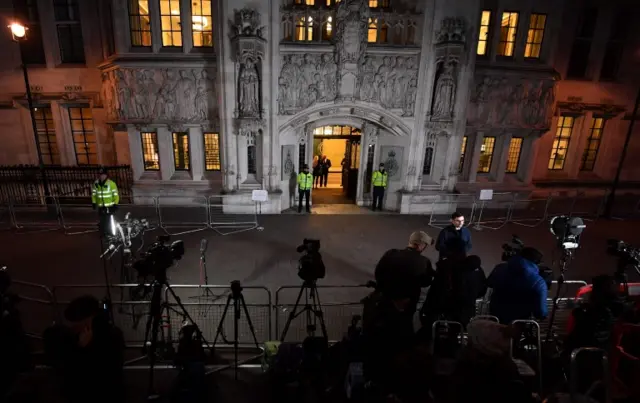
xmin=310 ymin=125 xmax=361 ymax=204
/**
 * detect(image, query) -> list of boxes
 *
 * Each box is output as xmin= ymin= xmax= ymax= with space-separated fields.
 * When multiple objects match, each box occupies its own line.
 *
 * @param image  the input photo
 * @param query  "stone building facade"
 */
xmin=0 ymin=0 xmax=638 ymax=212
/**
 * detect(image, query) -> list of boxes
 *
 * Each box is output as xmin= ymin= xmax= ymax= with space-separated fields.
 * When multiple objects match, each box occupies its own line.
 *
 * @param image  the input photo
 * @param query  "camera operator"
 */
xmin=43 ymin=296 xmax=125 ymax=403
xmin=487 ymin=247 xmax=548 ymax=324
xmin=420 ymin=238 xmax=487 ymax=334
xmin=435 ymin=212 xmax=472 ymax=261
xmin=374 ymin=230 xmax=435 ymax=324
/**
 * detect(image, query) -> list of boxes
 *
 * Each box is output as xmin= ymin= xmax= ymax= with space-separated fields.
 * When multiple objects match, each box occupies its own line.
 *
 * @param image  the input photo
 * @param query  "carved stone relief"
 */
xmin=468 ymin=74 xmax=556 ymax=129
xmin=101 ymin=68 xmax=218 ymax=124
xmin=334 ymin=0 xmax=370 ymax=65
xmin=357 ymin=55 xmax=419 ymax=115
xmin=430 ymin=61 xmax=457 ymax=120
xmin=435 ymin=17 xmax=467 ymax=44
xmin=238 ymin=57 xmax=261 ymax=118
xmin=278 ymin=53 xmax=338 ymax=115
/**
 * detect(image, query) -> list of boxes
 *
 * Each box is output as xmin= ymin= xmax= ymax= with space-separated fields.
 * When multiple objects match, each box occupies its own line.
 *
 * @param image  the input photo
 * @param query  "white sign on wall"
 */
xmin=478 ymin=189 xmax=494 ymax=201
xmin=252 ymin=190 xmax=268 ymax=202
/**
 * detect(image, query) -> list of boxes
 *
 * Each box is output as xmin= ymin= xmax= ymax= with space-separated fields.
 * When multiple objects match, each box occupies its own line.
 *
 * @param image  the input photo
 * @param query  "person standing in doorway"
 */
xmin=92 ymin=168 xmax=120 ymax=237
xmin=297 ymin=164 xmax=313 ymax=213
xmin=312 ymin=155 xmax=321 ymax=188
xmin=320 ymin=155 xmax=331 ymax=187
xmin=435 ymin=211 xmax=472 ymax=261
xmin=371 ymin=163 xmax=388 ymax=211
xmin=340 ymin=154 xmax=348 ymax=187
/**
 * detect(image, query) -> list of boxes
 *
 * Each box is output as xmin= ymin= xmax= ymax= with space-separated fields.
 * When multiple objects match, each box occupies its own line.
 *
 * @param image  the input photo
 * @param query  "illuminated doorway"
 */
xmin=311 ymin=125 xmax=361 ymax=204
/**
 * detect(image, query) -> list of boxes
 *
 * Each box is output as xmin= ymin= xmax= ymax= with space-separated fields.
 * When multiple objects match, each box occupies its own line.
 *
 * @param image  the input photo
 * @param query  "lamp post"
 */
xmin=10 ymin=22 xmax=50 ymax=198
xmin=603 ymin=86 xmax=640 ymax=218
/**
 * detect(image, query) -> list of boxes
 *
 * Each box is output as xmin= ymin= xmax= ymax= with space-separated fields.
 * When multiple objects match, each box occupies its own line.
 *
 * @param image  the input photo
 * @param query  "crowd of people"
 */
xmin=363 ymin=212 xmax=640 ymax=402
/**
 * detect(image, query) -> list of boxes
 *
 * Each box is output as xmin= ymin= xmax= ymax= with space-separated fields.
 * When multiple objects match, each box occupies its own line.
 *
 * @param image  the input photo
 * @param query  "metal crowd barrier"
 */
xmin=12 ymin=280 xmax=55 ymax=342
xmin=510 ymin=197 xmax=551 ymax=228
xmin=10 ymin=196 xmax=62 ymax=234
xmin=208 ymin=195 xmax=260 ymax=235
xmin=473 ymin=192 xmax=514 ymax=230
xmin=158 ymin=195 xmax=209 ymax=236
xmin=428 ymin=194 xmax=476 ymax=229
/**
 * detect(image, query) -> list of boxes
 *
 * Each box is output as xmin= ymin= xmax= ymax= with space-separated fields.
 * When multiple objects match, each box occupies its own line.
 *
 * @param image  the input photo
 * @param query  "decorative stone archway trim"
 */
xmin=280 ymin=103 xmax=412 ymax=136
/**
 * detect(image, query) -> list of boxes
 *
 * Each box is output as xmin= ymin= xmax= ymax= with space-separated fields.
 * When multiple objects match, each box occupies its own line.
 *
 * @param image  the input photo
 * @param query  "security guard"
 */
xmin=371 ymin=163 xmax=388 ymax=211
xmin=92 ymin=168 xmax=120 ymax=237
xmin=297 ymin=164 xmax=313 ymax=213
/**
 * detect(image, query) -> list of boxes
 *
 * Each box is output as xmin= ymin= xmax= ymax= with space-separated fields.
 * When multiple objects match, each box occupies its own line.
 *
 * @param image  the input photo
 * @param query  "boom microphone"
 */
xmin=200 ymin=238 xmax=208 ymax=254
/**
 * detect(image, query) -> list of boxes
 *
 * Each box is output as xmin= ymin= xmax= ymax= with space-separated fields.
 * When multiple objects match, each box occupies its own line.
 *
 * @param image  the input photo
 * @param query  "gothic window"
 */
xmin=477 ymin=10 xmax=492 ymax=56
xmin=524 ymin=14 xmax=546 ymax=59
xmin=497 ymin=12 xmax=519 ymax=57
xmin=141 ymin=132 xmax=160 ymax=170
xmin=369 ymin=0 xmax=390 ymax=7
xmin=295 ymin=16 xmax=314 ymax=41
xmin=422 ymin=147 xmax=434 ymax=175
xmin=298 ymin=143 xmax=306 ymax=171
xmin=406 ymin=20 xmax=417 ymax=45
xmin=68 ymin=107 xmax=97 ymax=165
xmin=313 ymin=126 xmax=360 ymax=136
xmin=392 ymin=21 xmax=404 ymax=45
xmin=322 ymin=16 xmax=334 ymax=41
xmin=54 ymin=0 xmax=85 ymax=64
xmin=548 ymin=116 xmax=575 ymax=170
xmin=580 ymin=118 xmax=605 ymax=172
xmin=247 ymin=142 xmax=257 ymax=175
xmin=282 ymin=15 xmax=293 ymax=41
xmin=172 ymin=132 xmax=190 ymax=171
xmin=159 ymin=0 xmax=182 ymax=47
xmin=14 ymin=0 xmax=46 ymax=64
xmin=506 ymin=138 xmax=523 ymax=173
xmin=600 ymin=10 xmax=629 ymax=81
xmin=458 ymin=136 xmax=467 ymax=173
xmin=33 ymin=107 xmax=60 ymax=165
xmin=477 ymin=136 xmax=496 ymax=173
xmin=567 ymin=8 xmax=598 ymax=78
xmin=368 ymin=18 xmax=378 ymax=43
xmin=128 ymin=0 xmax=151 ymax=47
xmin=192 ymin=0 xmax=213 ymax=47
xmin=203 ymin=132 xmax=221 ymax=171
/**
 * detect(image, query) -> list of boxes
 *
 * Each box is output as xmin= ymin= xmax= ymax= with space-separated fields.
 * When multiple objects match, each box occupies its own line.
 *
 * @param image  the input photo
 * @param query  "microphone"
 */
xmin=200 ymin=238 xmax=208 ymax=254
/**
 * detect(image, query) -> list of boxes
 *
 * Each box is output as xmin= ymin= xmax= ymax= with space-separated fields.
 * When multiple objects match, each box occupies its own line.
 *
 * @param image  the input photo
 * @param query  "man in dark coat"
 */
xmin=435 ymin=211 xmax=472 ymax=261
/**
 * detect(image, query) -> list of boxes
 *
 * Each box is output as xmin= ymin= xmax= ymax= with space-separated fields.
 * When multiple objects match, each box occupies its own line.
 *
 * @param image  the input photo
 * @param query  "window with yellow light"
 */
xmin=192 ymin=0 xmax=213 ymax=47
xmin=160 ymin=0 xmax=182 ymax=47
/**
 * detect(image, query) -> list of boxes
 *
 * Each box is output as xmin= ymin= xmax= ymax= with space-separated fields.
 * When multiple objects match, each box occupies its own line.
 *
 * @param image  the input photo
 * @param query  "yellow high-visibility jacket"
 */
xmin=92 ymin=179 xmax=119 ymax=207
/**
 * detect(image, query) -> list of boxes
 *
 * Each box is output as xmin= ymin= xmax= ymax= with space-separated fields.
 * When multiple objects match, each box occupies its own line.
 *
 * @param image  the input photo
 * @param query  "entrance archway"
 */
xmin=311 ymin=125 xmax=361 ymax=204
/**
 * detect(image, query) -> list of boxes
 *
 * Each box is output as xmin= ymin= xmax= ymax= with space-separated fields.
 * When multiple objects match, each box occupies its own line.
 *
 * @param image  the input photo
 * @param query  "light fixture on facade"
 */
xmin=9 ymin=22 xmax=27 ymax=41
xmin=192 ymin=16 xmax=209 ymax=31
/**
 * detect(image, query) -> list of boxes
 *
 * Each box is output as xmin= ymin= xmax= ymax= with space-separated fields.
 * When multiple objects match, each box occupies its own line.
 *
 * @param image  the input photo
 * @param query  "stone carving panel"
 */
xmin=278 ymin=53 xmax=338 ymax=115
xmin=238 ymin=58 xmax=261 ymax=118
xmin=357 ymin=55 xmax=419 ymax=116
xmin=468 ymin=75 xmax=556 ymax=129
xmin=430 ymin=61 xmax=457 ymax=121
xmin=435 ymin=17 xmax=467 ymax=44
xmin=101 ymin=68 xmax=218 ymax=123
xmin=335 ymin=0 xmax=370 ymax=65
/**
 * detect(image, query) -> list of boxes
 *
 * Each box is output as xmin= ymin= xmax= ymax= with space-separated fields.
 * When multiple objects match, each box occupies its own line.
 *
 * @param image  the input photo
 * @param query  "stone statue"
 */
xmin=319 ymin=53 xmax=338 ymax=99
xmin=101 ymin=72 xmax=117 ymax=120
xmin=157 ymin=69 xmax=177 ymax=120
xmin=115 ymin=70 xmax=132 ymax=120
xmin=133 ymin=70 xmax=150 ymax=119
xmin=403 ymin=78 xmax=417 ymax=117
xmin=334 ymin=0 xmax=370 ymax=65
xmin=355 ymin=55 xmax=419 ymax=113
xmin=231 ymin=8 xmax=264 ymax=38
xmin=195 ymin=69 xmax=215 ymax=121
xmin=238 ymin=58 xmax=260 ymax=117
xmin=174 ymin=70 xmax=196 ymax=121
xmin=431 ymin=62 xmax=456 ymax=120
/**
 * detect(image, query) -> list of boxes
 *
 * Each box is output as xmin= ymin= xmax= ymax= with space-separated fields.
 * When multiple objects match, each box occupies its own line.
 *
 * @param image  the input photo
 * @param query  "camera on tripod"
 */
xmin=501 ymin=235 xmax=553 ymax=289
xmin=103 ymin=212 xmax=150 ymax=258
xmin=607 ymin=239 xmax=640 ymax=271
xmin=550 ymin=215 xmax=585 ymax=250
xmin=133 ymin=235 xmax=185 ymax=279
xmin=296 ymin=238 xmax=326 ymax=282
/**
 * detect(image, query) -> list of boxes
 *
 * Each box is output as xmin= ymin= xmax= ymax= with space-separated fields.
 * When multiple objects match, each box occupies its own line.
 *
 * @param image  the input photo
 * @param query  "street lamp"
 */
xmin=9 ymin=21 xmax=50 ymax=198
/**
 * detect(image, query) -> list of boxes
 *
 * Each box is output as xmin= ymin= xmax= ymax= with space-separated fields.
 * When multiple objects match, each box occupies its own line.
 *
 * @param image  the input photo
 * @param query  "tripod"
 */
xmin=280 ymin=280 xmax=328 ymax=342
xmin=190 ymin=239 xmax=224 ymax=303
xmin=212 ymin=280 xmax=260 ymax=380
xmin=143 ymin=275 xmax=210 ymax=400
xmin=545 ymin=249 xmax=574 ymax=342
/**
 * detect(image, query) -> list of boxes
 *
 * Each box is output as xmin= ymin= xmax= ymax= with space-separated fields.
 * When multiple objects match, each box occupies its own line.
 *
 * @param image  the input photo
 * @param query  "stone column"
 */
xmin=113 ymin=129 xmax=131 ymax=165
xmin=517 ymin=136 xmax=536 ymax=183
xmin=514 ymin=10 xmax=531 ymax=63
xmin=149 ymin=0 xmax=162 ymax=53
xmin=126 ymin=126 xmax=144 ymax=180
xmin=189 ymin=126 xmax=205 ymax=181
xmin=441 ymin=133 xmax=456 ymax=188
xmin=180 ymin=0 xmax=194 ymax=53
xmin=567 ymin=114 xmax=589 ymax=178
xmin=467 ymin=132 xmax=484 ymax=183
xmin=494 ymin=133 xmax=512 ymax=183
xmin=157 ymin=127 xmax=174 ymax=181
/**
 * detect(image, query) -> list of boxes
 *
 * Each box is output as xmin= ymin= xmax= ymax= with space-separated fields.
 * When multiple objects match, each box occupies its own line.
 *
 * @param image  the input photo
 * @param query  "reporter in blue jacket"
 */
xmin=435 ymin=211 xmax=472 ymax=261
xmin=487 ymin=247 xmax=548 ymax=324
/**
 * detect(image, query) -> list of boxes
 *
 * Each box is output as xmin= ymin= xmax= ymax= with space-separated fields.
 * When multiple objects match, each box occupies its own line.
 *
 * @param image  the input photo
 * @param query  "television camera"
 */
xmin=607 ymin=239 xmax=640 ymax=276
xmin=501 ymin=235 xmax=553 ymax=289
xmin=296 ymin=238 xmax=326 ymax=282
xmin=101 ymin=212 xmax=150 ymax=259
xmin=133 ymin=235 xmax=184 ymax=281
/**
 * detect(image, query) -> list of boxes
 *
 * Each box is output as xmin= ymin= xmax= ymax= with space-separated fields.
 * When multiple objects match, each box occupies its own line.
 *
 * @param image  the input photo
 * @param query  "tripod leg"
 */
xmin=145 ymin=285 xmax=164 ymax=398
xmin=310 ymin=285 xmax=329 ymax=340
xmin=280 ymin=285 xmax=307 ymax=342
xmin=165 ymin=285 xmax=212 ymax=348
xmin=239 ymin=294 xmax=260 ymax=349
xmin=234 ymin=298 xmax=239 ymax=380
xmin=213 ymin=294 xmax=233 ymax=346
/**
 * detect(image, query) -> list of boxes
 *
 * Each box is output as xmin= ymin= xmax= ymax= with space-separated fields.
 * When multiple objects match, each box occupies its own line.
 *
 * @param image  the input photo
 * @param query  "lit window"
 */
xmin=68 ymin=107 xmax=97 ymax=165
xmin=172 ymin=132 xmax=190 ymax=170
xmin=129 ymin=0 xmax=151 ymax=47
xmin=15 ymin=0 xmax=46 ymax=64
xmin=548 ymin=116 xmax=575 ymax=170
xmin=295 ymin=16 xmax=314 ymax=41
xmin=323 ymin=16 xmax=333 ymax=40
xmin=458 ymin=136 xmax=467 ymax=173
xmin=505 ymin=137 xmax=523 ymax=173
xmin=477 ymin=10 xmax=492 ymax=56
xmin=141 ymin=132 xmax=160 ymax=171
xmin=33 ymin=107 xmax=60 ymax=165
xmin=294 ymin=0 xmax=315 ymax=4
xmin=477 ymin=136 xmax=496 ymax=173
xmin=203 ymin=132 xmax=221 ymax=171
xmin=192 ymin=0 xmax=213 ymax=47
xmin=580 ymin=118 xmax=605 ymax=171
xmin=368 ymin=18 xmax=377 ymax=43
xmin=160 ymin=0 xmax=182 ymax=47
xmin=524 ymin=14 xmax=546 ymax=59
xmin=497 ymin=12 xmax=519 ymax=57
xmin=312 ymin=125 xmax=360 ymax=136
xmin=369 ymin=0 xmax=389 ymax=6
xmin=53 ymin=0 xmax=85 ymax=63
xmin=422 ymin=147 xmax=434 ymax=175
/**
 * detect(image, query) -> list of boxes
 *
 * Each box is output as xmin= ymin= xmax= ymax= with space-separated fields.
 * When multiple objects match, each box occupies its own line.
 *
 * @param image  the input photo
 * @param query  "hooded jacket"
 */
xmin=488 ymin=256 xmax=548 ymax=324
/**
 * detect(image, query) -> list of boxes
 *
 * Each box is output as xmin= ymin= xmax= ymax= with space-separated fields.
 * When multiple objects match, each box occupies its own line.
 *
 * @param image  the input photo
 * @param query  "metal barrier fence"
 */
xmin=12 ymin=281 xmax=55 ymax=342
xmin=0 ymin=195 xmax=262 ymax=236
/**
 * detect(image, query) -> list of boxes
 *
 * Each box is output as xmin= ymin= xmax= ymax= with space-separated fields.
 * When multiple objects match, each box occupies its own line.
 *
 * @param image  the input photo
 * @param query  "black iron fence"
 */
xmin=0 ymin=165 xmax=133 ymax=204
